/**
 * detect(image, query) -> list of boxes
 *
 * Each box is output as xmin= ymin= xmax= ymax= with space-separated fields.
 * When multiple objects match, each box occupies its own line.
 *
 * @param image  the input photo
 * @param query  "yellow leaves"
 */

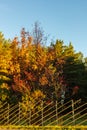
xmin=0 ymin=93 xmax=8 ymax=101
xmin=54 ymin=40 xmax=64 ymax=57
xmin=32 ymin=64 xmax=38 ymax=70
xmin=0 ymin=39 xmax=12 ymax=79
xmin=0 ymin=74 xmax=10 ymax=82
xmin=21 ymin=90 xmax=45 ymax=116
xmin=27 ymin=36 xmax=33 ymax=46
xmin=49 ymin=64 xmax=56 ymax=72
xmin=0 ymin=83 xmax=9 ymax=90
xmin=32 ymin=90 xmax=45 ymax=99
xmin=10 ymin=62 xmax=20 ymax=74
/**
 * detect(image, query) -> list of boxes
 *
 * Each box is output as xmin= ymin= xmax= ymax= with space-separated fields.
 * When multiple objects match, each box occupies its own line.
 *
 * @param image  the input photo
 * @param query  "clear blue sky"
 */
xmin=0 ymin=0 xmax=87 ymax=57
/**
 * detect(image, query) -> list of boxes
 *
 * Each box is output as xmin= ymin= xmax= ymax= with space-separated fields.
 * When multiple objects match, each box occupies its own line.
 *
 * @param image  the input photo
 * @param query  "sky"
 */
xmin=0 ymin=0 xmax=87 ymax=57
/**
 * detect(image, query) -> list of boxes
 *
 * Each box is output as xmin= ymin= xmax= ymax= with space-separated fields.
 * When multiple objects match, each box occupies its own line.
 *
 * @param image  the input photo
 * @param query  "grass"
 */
xmin=0 ymin=125 xmax=87 ymax=130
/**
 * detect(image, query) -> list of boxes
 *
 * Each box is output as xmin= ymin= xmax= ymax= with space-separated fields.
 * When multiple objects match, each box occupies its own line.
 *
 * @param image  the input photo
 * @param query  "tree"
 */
xmin=32 ymin=22 xmax=47 ymax=45
xmin=0 ymin=32 xmax=12 ymax=102
xmin=0 ymin=26 xmax=87 ymax=105
xmin=63 ymin=52 xmax=87 ymax=100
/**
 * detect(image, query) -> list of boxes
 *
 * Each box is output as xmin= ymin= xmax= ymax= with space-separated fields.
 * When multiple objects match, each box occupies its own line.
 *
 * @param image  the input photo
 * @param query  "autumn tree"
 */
xmin=0 ymin=25 xmax=87 ymax=105
xmin=0 ymin=32 xmax=12 ymax=102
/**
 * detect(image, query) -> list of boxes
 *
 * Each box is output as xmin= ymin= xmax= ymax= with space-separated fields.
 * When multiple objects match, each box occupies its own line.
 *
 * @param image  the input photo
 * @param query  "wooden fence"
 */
xmin=0 ymin=99 xmax=87 ymax=128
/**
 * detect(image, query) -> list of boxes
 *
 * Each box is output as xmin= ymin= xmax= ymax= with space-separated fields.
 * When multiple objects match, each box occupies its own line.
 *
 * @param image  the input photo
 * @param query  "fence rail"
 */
xmin=0 ymin=99 xmax=87 ymax=126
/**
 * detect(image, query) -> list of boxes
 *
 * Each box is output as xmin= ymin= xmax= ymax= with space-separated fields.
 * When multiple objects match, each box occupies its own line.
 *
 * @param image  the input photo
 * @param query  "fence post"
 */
xmin=56 ymin=100 xmax=58 ymax=125
xmin=72 ymin=100 xmax=75 ymax=125
xmin=7 ymin=103 xmax=9 ymax=124
xmin=41 ymin=100 xmax=43 ymax=126
xmin=19 ymin=102 xmax=20 ymax=124
xmin=29 ymin=109 xmax=31 ymax=125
